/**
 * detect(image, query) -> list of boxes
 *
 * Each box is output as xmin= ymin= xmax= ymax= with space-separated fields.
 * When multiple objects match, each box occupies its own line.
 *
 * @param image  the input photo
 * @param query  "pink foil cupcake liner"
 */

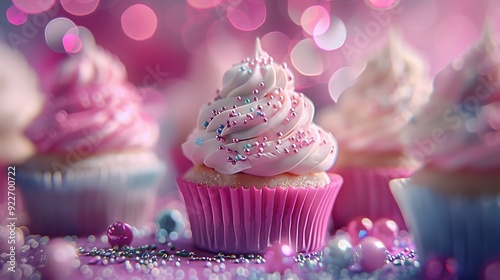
xmin=331 ymin=167 xmax=413 ymax=230
xmin=177 ymin=173 xmax=343 ymax=254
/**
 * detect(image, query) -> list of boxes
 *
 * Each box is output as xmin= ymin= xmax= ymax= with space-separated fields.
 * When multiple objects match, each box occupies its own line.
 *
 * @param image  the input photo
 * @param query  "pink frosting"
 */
xmin=26 ymin=46 xmax=159 ymax=154
xmin=182 ymin=39 xmax=338 ymax=176
xmin=402 ymin=28 xmax=500 ymax=171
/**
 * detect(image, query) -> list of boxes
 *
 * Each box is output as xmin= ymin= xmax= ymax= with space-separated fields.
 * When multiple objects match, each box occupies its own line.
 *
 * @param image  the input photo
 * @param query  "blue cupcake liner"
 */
xmin=17 ymin=159 xmax=165 ymax=236
xmin=390 ymin=178 xmax=500 ymax=279
xmin=17 ymin=161 xmax=165 ymax=191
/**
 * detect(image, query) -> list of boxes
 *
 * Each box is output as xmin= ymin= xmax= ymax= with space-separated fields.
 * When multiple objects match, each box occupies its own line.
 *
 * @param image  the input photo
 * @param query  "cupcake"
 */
xmin=17 ymin=45 xmax=165 ymax=236
xmin=0 ymin=43 xmax=43 ymax=165
xmin=390 ymin=27 xmax=500 ymax=279
xmin=316 ymin=32 xmax=430 ymax=230
xmin=178 ymin=39 xmax=342 ymax=254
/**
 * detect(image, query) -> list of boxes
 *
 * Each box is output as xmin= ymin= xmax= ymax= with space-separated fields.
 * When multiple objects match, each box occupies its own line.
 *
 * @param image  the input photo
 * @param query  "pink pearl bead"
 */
xmin=483 ymin=259 xmax=500 ymax=280
xmin=42 ymin=238 xmax=77 ymax=280
xmin=358 ymin=236 xmax=387 ymax=272
xmin=372 ymin=218 xmax=399 ymax=249
xmin=347 ymin=217 xmax=373 ymax=245
xmin=264 ymin=243 xmax=294 ymax=274
xmin=326 ymin=235 xmax=354 ymax=269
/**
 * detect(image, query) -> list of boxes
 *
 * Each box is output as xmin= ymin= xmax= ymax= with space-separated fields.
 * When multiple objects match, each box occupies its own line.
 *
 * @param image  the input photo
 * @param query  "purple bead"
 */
xmin=107 ymin=221 xmax=133 ymax=247
xmin=372 ymin=218 xmax=399 ymax=249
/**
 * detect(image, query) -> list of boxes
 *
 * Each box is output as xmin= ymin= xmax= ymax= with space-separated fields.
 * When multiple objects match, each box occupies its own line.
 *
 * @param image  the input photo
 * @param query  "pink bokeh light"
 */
xmin=1 ymin=0 xmax=497 ymax=168
xmin=187 ymin=0 xmax=222 ymax=10
xmin=261 ymin=31 xmax=291 ymax=63
xmin=60 ymin=0 xmax=100 ymax=16
xmin=291 ymin=38 xmax=324 ymax=76
xmin=301 ymin=5 xmax=330 ymax=36
xmin=45 ymin=17 xmax=78 ymax=53
xmin=121 ymin=4 xmax=158 ymax=41
xmin=226 ymin=0 xmax=267 ymax=31
xmin=62 ymin=33 xmax=82 ymax=53
xmin=287 ymin=0 xmax=311 ymax=26
xmin=483 ymin=260 xmax=500 ymax=280
xmin=12 ymin=0 xmax=56 ymax=14
xmin=365 ymin=0 xmax=400 ymax=10
xmin=288 ymin=0 xmax=329 ymax=26
xmin=6 ymin=5 xmax=28 ymax=26
xmin=328 ymin=64 xmax=366 ymax=102
xmin=313 ymin=16 xmax=347 ymax=51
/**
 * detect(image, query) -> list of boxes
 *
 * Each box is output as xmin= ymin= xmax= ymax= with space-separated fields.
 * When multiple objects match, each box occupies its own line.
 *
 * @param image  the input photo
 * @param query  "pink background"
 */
xmin=0 ymin=0 xmax=498 ymax=176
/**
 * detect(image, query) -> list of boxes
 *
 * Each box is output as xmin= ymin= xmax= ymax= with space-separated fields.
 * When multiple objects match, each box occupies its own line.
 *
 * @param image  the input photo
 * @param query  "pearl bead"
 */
xmin=358 ymin=236 xmax=387 ymax=272
xmin=264 ymin=243 xmax=294 ymax=274
xmin=483 ymin=259 xmax=500 ymax=280
xmin=42 ymin=238 xmax=77 ymax=279
xmin=325 ymin=235 xmax=354 ymax=269
xmin=372 ymin=218 xmax=399 ymax=249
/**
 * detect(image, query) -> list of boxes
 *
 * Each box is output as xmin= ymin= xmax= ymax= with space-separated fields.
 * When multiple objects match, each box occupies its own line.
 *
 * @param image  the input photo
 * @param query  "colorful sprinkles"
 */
xmin=192 ymin=52 xmax=335 ymax=172
xmin=0 ymin=223 xmax=421 ymax=279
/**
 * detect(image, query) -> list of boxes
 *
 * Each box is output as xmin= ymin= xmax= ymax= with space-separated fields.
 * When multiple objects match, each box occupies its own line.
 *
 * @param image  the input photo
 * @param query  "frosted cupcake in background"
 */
xmin=316 ymin=32 xmax=430 ymax=230
xmin=391 ymin=27 xmax=500 ymax=279
xmin=0 ymin=43 xmax=43 ymax=165
xmin=178 ymin=39 xmax=343 ymax=254
xmin=18 ymin=45 xmax=165 ymax=236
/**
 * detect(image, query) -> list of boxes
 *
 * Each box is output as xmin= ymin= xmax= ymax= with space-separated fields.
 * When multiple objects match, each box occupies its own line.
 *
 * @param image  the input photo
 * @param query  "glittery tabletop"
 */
xmin=1 ymin=231 xmax=422 ymax=280
xmin=0 ymin=196 xmax=423 ymax=280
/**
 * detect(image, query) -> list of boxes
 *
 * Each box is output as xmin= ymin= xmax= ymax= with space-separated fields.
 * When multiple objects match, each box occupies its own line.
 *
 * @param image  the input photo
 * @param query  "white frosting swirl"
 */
xmin=182 ymin=39 xmax=338 ymax=176
xmin=317 ymin=32 xmax=430 ymax=154
xmin=0 ymin=43 xmax=43 ymax=163
xmin=402 ymin=27 xmax=500 ymax=171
